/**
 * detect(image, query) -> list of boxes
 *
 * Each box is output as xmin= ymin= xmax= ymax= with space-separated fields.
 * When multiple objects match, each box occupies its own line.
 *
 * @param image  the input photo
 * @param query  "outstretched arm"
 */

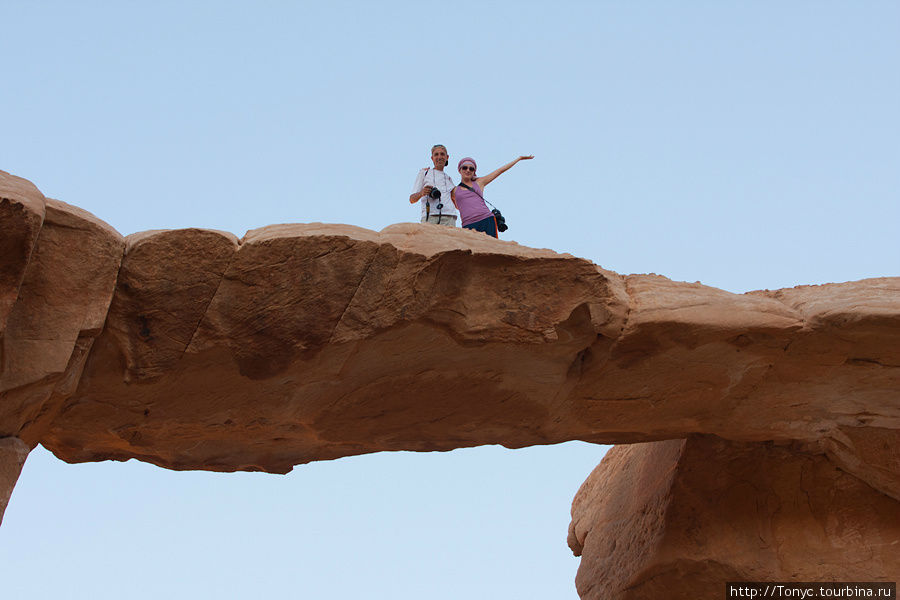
xmin=477 ymin=155 xmax=534 ymax=187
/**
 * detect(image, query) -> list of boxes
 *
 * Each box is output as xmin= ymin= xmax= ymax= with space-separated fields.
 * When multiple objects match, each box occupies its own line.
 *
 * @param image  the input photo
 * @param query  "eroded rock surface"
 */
xmin=8 ymin=216 xmax=893 ymax=473
xmin=0 ymin=171 xmax=45 ymax=333
xmin=1 ymin=171 xmax=898 ymax=597
xmin=39 ymin=222 xmax=629 ymax=471
xmin=1 ymin=171 xmax=124 ymax=446
xmin=569 ymin=436 xmax=900 ymax=600
xmin=36 ymin=236 xmax=899 ymax=474
xmin=568 ymin=436 xmax=900 ymax=600
xmin=2 ymin=171 xmax=896 ymax=473
xmin=0 ymin=437 xmax=29 ymax=526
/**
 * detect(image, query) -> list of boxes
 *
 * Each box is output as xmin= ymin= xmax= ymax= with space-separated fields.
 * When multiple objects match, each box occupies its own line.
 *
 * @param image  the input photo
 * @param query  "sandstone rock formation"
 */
xmin=568 ymin=437 xmax=900 ymax=599
xmin=1 ymin=169 xmax=898 ymax=596
xmin=0 ymin=436 xmax=29 ymax=526
xmin=0 ymin=172 xmax=123 ymax=444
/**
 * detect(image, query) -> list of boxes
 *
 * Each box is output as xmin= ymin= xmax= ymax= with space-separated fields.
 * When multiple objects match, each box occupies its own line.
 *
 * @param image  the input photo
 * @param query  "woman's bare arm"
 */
xmin=476 ymin=155 xmax=534 ymax=187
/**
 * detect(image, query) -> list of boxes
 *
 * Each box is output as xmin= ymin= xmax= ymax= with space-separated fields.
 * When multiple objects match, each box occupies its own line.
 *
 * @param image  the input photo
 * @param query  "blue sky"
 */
xmin=2 ymin=2 xmax=898 ymax=598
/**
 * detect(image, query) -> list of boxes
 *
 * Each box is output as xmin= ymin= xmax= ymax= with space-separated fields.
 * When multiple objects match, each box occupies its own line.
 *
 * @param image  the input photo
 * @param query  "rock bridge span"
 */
xmin=2 ymin=170 xmax=898 ymax=598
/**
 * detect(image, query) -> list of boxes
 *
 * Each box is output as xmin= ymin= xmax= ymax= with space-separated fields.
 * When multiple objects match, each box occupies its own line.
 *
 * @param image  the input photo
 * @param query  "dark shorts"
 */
xmin=463 ymin=215 xmax=498 ymax=238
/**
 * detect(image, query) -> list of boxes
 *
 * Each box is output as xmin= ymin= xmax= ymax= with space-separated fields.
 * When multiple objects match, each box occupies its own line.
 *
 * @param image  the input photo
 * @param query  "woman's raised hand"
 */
xmin=479 ymin=155 xmax=535 ymax=187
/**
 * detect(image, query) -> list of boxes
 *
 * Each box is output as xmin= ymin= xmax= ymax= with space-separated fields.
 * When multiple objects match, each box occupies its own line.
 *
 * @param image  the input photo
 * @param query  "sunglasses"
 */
xmin=460 ymin=165 xmax=476 ymax=171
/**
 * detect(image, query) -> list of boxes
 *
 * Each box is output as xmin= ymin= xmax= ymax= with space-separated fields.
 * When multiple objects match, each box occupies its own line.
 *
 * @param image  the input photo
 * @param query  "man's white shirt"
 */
xmin=411 ymin=167 xmax=458 ymax=223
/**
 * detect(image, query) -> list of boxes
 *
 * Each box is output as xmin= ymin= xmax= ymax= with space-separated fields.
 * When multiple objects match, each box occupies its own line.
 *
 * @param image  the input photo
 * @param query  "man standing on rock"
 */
xmin=409 ymin=144 xmax=459 ymax=227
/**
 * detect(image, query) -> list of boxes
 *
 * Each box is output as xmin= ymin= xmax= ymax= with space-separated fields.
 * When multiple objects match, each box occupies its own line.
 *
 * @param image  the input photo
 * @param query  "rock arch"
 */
xmin=2 ymin=170 xmax=898 ymax=596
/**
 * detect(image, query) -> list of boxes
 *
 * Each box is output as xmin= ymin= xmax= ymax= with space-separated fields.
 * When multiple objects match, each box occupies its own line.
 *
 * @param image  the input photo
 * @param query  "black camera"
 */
xmin=492 ymin=208 xmax=508 ymax=232
xmin=428 ymin=187 xmax=441 ymax=200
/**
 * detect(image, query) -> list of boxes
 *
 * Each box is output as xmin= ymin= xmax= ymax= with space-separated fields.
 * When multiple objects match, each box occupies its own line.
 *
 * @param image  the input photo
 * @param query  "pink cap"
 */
xmin=457 ymin=157 xmax=477 ymax=170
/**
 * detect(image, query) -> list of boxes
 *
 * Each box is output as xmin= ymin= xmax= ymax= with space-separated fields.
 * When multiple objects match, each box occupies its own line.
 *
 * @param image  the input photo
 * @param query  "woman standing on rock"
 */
xmin=450 ymin=155 xmax=533 ymax=238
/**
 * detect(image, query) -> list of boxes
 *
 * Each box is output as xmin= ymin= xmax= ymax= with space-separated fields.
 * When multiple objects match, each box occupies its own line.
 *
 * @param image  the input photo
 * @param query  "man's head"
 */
xmin=431 ymin=144 xmax=449 ymax=170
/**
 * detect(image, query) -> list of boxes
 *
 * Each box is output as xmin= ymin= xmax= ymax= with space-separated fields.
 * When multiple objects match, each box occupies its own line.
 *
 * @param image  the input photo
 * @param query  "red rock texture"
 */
xmin=0 ymin=181 xmax=124 ymax=442
xmin=37 ymin=222 xmax=627 ymax=471
xmin=0 ymin=172 xmax=45 ymax=333
xmin=0 ymin=437 xmax=29 ymax=526
xmin=568 ymin=437 xmax=900 ymax=600
xmin=1 ymin=171 xmax=898 ymax=596
xmin=4 ymin=219 xmax=889 ymax=474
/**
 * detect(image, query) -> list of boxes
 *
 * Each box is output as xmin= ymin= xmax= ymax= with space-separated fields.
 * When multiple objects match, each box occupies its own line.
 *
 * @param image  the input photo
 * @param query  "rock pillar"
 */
xmin=0 ymin=437 xmax=29 ymax=526
xmin=568 ymin=436 xmax=900 ymax=600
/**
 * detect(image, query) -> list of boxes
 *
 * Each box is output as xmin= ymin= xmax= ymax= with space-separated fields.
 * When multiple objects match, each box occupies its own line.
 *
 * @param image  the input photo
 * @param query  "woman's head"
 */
xmin=457 ymin=157 xmax=477 ymax=181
